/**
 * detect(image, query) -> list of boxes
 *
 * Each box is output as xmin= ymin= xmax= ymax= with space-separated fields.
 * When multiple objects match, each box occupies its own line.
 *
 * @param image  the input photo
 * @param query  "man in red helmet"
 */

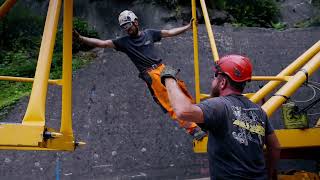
xmin=73 ymin=10 xmax=206 ymax=140
xmin=161 ymin=55 xmax=280 ymax=179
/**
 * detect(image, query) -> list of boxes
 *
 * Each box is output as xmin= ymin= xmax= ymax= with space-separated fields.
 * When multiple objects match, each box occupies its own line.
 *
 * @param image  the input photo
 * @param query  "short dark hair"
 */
xmin=219 ymin=74 xmax=246 ymax=92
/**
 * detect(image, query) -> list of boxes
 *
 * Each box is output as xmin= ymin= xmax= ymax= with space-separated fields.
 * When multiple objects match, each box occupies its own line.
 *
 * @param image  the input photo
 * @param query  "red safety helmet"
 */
xmin=213 ymin=55 xmax=252 ymax=82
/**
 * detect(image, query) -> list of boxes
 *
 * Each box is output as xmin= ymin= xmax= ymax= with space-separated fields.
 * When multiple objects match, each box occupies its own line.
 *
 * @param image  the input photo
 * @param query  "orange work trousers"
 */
xmin=139 ymin=64 xmax=198 ymax=133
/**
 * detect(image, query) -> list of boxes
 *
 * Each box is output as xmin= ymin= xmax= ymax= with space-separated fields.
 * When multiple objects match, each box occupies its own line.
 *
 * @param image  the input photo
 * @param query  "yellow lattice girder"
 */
xmin=193 ymin=128 xmax=320 ymax=153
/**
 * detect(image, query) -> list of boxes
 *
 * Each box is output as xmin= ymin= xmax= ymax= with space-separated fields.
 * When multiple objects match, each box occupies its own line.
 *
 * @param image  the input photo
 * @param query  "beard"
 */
xmin=210 ymin=84 xmax=220 ymax=97
xmin=128 ymin=26 xmax=139 ymax=37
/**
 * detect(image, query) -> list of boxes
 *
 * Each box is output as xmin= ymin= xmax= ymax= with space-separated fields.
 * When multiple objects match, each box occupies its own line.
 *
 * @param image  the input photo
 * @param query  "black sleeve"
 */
xmin=263 ymin=110 xmax=274 ymax=136
xmin=147 ymin=29 xmax=162 ymax=42
xmin=265 ymin=119 xmax=274 ymax=136
xmin=112 ymin=38 xmax=124 ymax=52
xmin=196 ymin=98 xmax=225 ymax=130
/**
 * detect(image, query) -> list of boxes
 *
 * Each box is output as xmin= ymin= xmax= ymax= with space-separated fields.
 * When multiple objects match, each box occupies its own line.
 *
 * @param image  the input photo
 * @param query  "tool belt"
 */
xmin=143 ymin=63 xmax=163 ymax=73
xmin=138 ymin=62 xmax=162 ymax=79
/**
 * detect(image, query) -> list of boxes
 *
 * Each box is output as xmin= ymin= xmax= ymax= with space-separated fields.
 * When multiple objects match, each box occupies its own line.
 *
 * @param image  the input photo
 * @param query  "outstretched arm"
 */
xmin=161 ymin=18 xmax=194 ymax=38
xmin=73 ymin=30 xmax=115 ymax=48
xmin=165 ymin=78 xmax=204 ymax=123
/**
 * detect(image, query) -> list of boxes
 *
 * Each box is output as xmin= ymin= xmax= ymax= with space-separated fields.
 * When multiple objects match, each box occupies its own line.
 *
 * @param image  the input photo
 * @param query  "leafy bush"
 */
xmin=0 ymin=4 xmax=44 ymax=51
xmin=294 ymin=15 xmax=320 ymax=28
xmin=73 ymin=18 xmax=100 ymax=52
xmin=142 ymin=0 xmax=280 ymax=27
xmin=313 ymin=0 xmax=320 ymax=7
xmin=226 ymin=0 xmax=280 ymax=27
xmin=0 ymin=4 xmax=99 ymax=113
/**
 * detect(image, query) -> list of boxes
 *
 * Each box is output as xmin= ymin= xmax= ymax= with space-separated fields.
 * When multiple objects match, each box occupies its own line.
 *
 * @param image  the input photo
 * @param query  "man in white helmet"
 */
xmin=74 ymin=10 xmax=206 ymax=140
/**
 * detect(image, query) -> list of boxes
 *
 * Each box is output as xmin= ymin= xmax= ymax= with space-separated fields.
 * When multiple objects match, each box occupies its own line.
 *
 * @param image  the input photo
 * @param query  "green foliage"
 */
xmin=312 ymin=0 xmax=320 ymax=8
xmin=0 ymin=82 xmax=32 ymax=109
xmin=142 ymin=0 xmax=280 ymax=28
xmin=0 ymin=4 xmax=44 ymax=51
xmin=294 ymin=15 xmax=320 ymax=28
xmin=0 ymin=5 xmax=99 ymax=115
xmin=73 ymin=18 xmax=99 ymax=52
xmin=226 ymin=0 xmax=280 ymax=27
xmin=271 ymin=22 xmax=287 ymax=30
xmin=0 ymin=51 xmax=37 ymax=77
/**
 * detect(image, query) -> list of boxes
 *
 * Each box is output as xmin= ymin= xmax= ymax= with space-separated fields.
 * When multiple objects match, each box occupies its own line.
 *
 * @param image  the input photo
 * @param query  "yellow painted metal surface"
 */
xmin=250 ymin=40 xmax=320 ymax=103
xmin=199 ymin=0 xmax=219 ymax=62
xmin=0 ymin=0 xmax=83 ymax=151
xmin=251 ymin=76 xmax=291 ymax=81
xmin=276 ymin=128 xmax=320 ymax=148
xmin=0 ymin=123 xmax=44 ymax=146
xmin=200 ymin=93 xmax=257 ymax=101
xmin=23 ymin=0 xmax=62 ymax=126
xmin=192 ymin=0 xmax=201 ymax=103
xmin=193 ymin=128 xmax=320 ymax=153
xmin=193 ymin=136 xmax=208 ymax=153
xmin=0 ymin=124 xmax=80 ymax=151
xmin=0 ymin=0 xmax=16 ymax=19
xmin=0 ymin=76 xmax=62 ymax=85
xmin=262 ymin=52 xmax=320 ymax=117
xmin=60 ymin=0 xmax=73 ymax=135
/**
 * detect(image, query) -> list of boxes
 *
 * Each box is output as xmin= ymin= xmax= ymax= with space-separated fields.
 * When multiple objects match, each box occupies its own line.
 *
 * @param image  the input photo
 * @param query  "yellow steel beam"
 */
xmin=276 ymin=128 xmax=320 ymax=148
xmin=192 ymin=0 xmax=201 ymax=103
xmin=0 ymin=76 xmax=62 ymax=85
xmin=0 ymin=0 xmax=16 ymax=19
xmin=60 ymin=0 xmax=73 ymax=135
xmin=193 ymin=128 xmax=320 ymax=153
xmin=199 ymin=0 xmax=219 ymax=62
xmin=251 ymin=76 xmax=291 ymax=81
xmin=0 ymin=123 xmax=44 ymax=146
xmin=0 ymin=125 xmax=81 ymax=151
xmin=200 ymin=93 xmax=210 ymax=100
xmin=0 ymin=0 xmax=84 ymax=151
xmin=0 ymin=75 xmax=287 ymax=87
xmin=262 ymin=52 xmax=320 ymax=117
xmin=23 ymin=0 xmax=62 ymax=126
xmin=199 ymin=75 xmax=291 ymax=101
xmin=250 ymin=40 xmax=320 ymax=103
xmin=200 ymin=93 xmax=257 ymax=101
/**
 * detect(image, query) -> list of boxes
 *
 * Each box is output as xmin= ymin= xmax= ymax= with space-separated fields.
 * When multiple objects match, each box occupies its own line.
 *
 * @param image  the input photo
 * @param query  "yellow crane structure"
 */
xmin=0 ymin=0 xmax=319 ymax=162
xmin=191 ymin=0 xmax=320 ymax=160
xmin=0 ymin=0 xmax=84 ymax=151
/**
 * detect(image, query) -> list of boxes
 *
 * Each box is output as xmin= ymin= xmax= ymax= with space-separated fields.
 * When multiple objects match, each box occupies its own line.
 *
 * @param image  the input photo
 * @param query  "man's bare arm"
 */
xmin=74 ymin=30 xmax=115 ymax=48
xmin=79 ymin=36 xmax=115 ymax=48
xmin=265 ymin=132 xmax=281 ymax=180
xmin=165 ymin=78 xmax=204 ymax=123
xmin=161 ymin=19 xmax=194 ymax=38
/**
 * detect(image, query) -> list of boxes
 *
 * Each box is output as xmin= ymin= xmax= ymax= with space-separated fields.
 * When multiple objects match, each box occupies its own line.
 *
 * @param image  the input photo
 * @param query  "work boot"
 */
xmin=190 ymin=127 xmax=207 ymax=141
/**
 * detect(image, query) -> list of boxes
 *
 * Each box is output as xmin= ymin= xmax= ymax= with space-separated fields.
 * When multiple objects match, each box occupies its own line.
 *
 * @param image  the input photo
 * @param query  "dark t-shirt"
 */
xmin=197 ymin=95 xmax=274 ymax=180
xmin=112 ymin=29 xmax=162 ymax=73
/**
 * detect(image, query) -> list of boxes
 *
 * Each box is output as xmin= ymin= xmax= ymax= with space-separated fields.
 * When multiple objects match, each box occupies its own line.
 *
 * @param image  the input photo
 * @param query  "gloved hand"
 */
xmin=160 ymin=65 xmax=180 ymax=86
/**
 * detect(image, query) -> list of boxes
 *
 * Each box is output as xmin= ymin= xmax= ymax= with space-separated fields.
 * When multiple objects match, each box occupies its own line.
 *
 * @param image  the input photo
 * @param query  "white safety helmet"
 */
xmin=118 ymin=10 xmax=138 ymax=27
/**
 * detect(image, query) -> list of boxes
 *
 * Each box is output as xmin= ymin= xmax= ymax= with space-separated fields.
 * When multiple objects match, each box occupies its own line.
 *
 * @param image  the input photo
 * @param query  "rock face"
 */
xmin=280 ymin=0 xmax=319 ymax=27
xmin=1 ymin=24 xmax=320 ymax=179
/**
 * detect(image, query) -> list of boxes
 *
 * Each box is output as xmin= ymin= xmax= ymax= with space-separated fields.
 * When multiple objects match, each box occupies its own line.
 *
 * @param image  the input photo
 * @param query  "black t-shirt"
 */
xmin=112 ymin=29 xmax=162 ymax=73
xmin=197 ymin=95 xmax=274 ymax=180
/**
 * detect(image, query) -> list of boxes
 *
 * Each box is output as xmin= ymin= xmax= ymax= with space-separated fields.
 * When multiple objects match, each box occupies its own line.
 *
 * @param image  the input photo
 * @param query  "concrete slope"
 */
xmin=1 ymin=25 xmax=320 ymax=180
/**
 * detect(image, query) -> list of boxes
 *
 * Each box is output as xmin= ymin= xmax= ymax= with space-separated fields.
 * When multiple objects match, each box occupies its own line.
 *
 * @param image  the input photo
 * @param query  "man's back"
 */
xmin=198 ymin=95 xmax=274 ymax=179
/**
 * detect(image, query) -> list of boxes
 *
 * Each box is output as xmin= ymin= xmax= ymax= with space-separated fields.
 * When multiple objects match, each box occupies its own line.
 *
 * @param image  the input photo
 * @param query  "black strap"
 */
xmin=299 ymin=68 xmax=309 ymax=85
xmin=274 ymin=94 xmax=290 ymax=100
xmin=297 ymin=96 xmax=320 ymax=113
